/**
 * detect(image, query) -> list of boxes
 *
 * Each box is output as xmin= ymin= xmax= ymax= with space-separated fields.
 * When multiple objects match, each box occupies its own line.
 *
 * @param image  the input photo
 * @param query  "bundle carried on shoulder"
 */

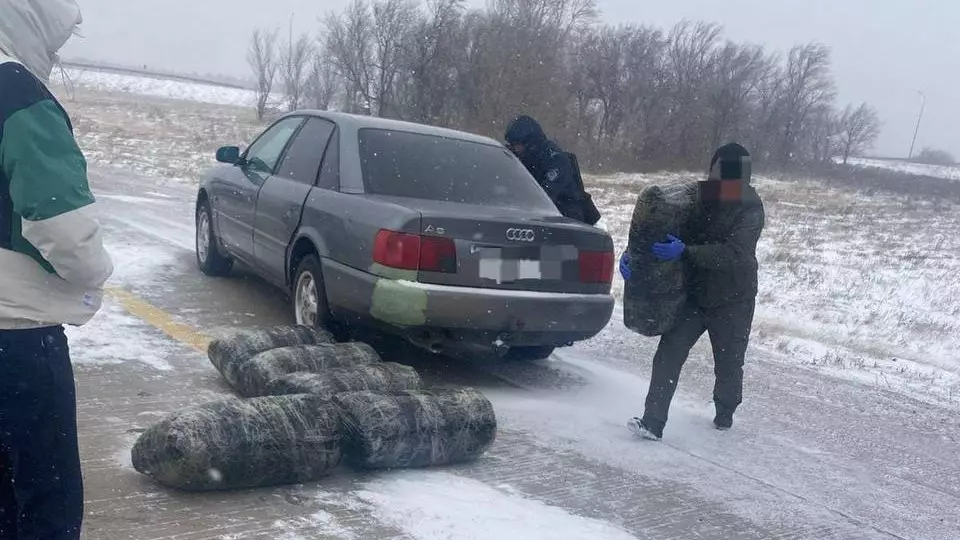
xmin=334 ymin=388 xmax=497 ymax=470
xmin=234 ymin=342 xmax=382 ymax=398
xmin=623 ymin=180 xmax=697 ymax=336
xmin=207 ymin=325 xmax=335 ymax=390
xmin=265 ymin=362 xmax=422 ymax=398
xmin=131 ymin=394 xmax=342 ymax=491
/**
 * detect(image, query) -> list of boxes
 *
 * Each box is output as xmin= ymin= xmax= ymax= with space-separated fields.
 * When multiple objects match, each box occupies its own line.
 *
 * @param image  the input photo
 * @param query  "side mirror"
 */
xmin=216 ymin=146 xmax=241 ymax=164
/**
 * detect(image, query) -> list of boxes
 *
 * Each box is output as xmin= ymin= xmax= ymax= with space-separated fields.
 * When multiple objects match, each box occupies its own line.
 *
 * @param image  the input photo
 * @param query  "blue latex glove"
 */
xmin=652 ymin=235 xmax=685 ymax=261
xmin=619 ymin=252 xmax=631 ymax=280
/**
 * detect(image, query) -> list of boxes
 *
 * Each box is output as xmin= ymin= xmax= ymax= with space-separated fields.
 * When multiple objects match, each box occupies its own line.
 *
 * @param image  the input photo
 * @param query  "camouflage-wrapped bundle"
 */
xmin=624 ymin=181 xmax=697 ymax=336
xmin=130 ymin=394 xmax=341 ymax=491
xmin=207 ymin=325 xmax=335 ymax=390
xmin=265 ymin=363 xmax=422 ymax=398
xmin=234 ymin=343 xmax=382 ymax=398
xmin=334 ymin=388 xmax=497 ymax=470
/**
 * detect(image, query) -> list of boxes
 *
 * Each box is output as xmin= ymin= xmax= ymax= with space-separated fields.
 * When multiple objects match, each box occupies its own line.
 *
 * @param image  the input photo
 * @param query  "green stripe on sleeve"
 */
xmin=1 ymin=99 xmax=94 ymax=221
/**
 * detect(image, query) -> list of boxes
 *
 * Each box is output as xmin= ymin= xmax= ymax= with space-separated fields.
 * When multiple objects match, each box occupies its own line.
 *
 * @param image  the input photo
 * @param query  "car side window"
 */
xmin=317 ymin=128 xmax=340 ymax=191
xmin=244 ymin=117 xmax=304 ymax=174
xmin=275 ymin=118 xmax=336 ymax=185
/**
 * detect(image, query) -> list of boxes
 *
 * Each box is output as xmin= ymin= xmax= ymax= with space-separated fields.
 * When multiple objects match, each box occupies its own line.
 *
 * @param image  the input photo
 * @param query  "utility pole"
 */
xmin=908 ymin=90 xmax=926 ymax=160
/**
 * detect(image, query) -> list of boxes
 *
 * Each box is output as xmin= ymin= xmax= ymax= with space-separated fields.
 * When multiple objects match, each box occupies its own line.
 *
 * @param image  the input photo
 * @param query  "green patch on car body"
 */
xmin=368 ymin=264 xmax=427 ymax=326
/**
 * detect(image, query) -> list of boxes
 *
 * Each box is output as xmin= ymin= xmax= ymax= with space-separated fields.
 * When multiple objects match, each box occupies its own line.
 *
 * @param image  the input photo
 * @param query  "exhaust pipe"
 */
xmin=493 ymin=333 xmax=511 ymax=357
xmin=411 ymin=329 xmax=446 ymax=355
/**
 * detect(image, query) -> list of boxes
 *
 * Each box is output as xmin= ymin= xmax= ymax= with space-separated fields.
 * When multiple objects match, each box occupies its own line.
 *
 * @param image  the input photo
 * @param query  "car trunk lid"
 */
xmin=370 ymin=197 xmax=613 ymax=294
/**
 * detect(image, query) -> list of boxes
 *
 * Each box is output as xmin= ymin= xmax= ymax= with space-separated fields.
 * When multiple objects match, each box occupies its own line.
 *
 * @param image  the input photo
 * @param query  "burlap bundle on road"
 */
xmin=623 ymin=181 xmax=697 ymax=336
xmin=207 ymin=325 xmax=335 ymax=390
xmin=130 ymin=394 xmax=342 ymax=491
xmin=234 ymin=343 xmax=382 ymax=398
xmin=265 ymin=363 xmax=423 ymax=398
xmin=334 ymin=388 xmax=497 ymax=470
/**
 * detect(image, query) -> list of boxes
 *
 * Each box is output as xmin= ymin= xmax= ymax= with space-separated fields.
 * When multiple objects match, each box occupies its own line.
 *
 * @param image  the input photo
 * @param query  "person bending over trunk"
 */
xmin=625 ymin=143 xmax=765 ymax=441
xmin=0 ymin=1 xmax=113 ymax=537
xmin=504 ymin=115 xmax=587 ymax=223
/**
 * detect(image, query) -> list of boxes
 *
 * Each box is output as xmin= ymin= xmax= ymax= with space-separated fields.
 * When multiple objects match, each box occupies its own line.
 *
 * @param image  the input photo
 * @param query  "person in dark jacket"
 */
xmin=626 ymin=143 xmax=765 ymax=441
xmin=504 ymin=115 xmax=586 ymax=222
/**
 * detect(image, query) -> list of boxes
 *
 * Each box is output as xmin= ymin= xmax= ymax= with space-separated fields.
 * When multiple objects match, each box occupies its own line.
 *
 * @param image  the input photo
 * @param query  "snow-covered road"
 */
xmin=69 ymin=165 xmax=959 ymax=540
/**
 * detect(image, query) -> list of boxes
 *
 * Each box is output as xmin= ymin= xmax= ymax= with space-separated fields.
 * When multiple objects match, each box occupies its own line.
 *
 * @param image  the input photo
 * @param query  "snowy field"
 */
xmin=846 ymin=156 xmax=960 ymax=182
xmin=49 ymin=68 xmax=960 ymax=409
xmin=56 ymin=65 xmax=264 ymax=108
xmin=42 ymin=66 xmax=960 ymax=540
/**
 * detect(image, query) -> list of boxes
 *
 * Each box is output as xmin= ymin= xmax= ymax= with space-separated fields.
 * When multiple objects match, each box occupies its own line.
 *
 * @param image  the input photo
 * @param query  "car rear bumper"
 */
xmin=323 ymin=260 xmax=614 ymax=348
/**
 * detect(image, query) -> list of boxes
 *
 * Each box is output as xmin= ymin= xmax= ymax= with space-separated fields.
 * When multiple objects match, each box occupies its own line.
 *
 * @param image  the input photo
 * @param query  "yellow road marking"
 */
xmin=105 ymin=287 xmax=211 ymax=352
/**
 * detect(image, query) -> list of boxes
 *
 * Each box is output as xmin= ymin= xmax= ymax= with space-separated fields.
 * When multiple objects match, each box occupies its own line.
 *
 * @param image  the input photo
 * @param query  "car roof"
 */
xmin=290 ymin=110 xmax=504 ymax=148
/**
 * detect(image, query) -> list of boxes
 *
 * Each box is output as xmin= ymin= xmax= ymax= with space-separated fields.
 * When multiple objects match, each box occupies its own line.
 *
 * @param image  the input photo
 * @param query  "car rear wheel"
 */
xmin=196 ymin=199 xmax=233 ymax=277
xmin=293 ymin=255 xmax=335 ymax=332
xmin=503 ymin=345 xmax=556 ymax=361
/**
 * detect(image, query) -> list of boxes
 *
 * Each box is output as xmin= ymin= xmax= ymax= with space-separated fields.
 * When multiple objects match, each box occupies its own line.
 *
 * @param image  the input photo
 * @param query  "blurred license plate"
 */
xmin=475 ymin=247 xmax=562 ymax=283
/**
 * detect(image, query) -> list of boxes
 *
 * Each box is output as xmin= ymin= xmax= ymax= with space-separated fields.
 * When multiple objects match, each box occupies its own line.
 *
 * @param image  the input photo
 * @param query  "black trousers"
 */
xmin=642 ymin=300 xmax=756 ymax=432
xmin=0 ymin=326 xmax=83 ymax=539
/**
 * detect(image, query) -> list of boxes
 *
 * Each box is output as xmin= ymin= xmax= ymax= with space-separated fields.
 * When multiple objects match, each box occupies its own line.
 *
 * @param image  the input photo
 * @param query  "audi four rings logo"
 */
xmin=506 ymin=228 xmax=536 ymax=242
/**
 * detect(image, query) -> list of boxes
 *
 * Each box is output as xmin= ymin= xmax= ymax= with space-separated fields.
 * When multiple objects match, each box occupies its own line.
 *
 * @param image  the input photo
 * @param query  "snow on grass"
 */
xmin=846 ymin=157 xmax=960 ymax=182
xmin=50 ymin=85 xmax=264 ymax=184
xmin=351 ymin=471 xmax=640 ymax=540
xmin=58 ymin=67 xmax=260 ymax=108
xmin=588 ymin=171 xmax=960 ymax=406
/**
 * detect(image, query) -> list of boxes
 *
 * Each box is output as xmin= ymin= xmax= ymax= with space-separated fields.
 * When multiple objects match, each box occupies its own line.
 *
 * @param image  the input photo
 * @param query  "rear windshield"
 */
xmin=358 ymin=128 xmax=558 ymax=211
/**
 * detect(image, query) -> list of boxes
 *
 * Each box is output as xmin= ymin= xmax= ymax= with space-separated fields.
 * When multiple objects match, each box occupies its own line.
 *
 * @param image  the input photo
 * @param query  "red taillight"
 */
xmin=374 ymin=229 xmax=421 ymax=270
xmin=579 ymin=250 xmax=614 ymax=283
xmin=373 ymin=229 xmax=457 ymax=273
xmin=419 ymin=235 xmax=458 ymax=273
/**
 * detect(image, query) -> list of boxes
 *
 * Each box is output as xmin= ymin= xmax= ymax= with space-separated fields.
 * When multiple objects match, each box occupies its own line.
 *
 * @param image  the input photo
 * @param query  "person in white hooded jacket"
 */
xmin=0 ymin=1 xmax=112 ymax=537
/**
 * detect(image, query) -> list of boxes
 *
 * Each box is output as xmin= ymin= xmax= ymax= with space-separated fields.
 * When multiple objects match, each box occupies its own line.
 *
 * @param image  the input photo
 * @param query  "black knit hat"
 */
xmin=504 ymin=115 xmax=546 ymax=146
xmin=708 ymin=143 xmax=752 ymax=182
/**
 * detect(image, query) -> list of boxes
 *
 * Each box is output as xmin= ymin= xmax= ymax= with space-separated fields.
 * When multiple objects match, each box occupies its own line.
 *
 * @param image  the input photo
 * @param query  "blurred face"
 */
xmin=699 ymin=179 xmax=744 ymax=204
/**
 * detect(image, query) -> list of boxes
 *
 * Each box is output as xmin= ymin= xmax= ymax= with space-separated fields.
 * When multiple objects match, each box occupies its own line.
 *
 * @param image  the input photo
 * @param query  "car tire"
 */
xmin=196 ymin=199 xmax=233 ymax=277
xmin=503 ymin=345 xmax=556 ymax=362
xmin=292 ymin=254 xmax=340 ymax=335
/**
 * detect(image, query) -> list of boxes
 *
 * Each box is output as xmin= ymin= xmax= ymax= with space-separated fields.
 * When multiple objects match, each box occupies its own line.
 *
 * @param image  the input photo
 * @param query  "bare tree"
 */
xmin=306 ymin=52 xmax=339 ymax=110
xmin=310 ymin=0 xmax=880 ymax=173
xmin=838 ymin=102 xmax=881 ymax=164
xmin=371 ymin=0 xmax=419 ymax=116
xmin=248 ymin=28 xmax=280 ymax=120
xmin=324 ymin=0 xmax=375 ymax=114
xmin=281 ymin=32 xmax=314 ymax=111
xmin=777 ymin=43 xmax=835 ymax=164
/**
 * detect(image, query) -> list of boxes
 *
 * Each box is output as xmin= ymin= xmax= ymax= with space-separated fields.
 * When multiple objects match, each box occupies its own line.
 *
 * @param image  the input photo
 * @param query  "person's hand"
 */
xmin=652 ymin=235 xmax=685 ymax=261
xmin=619 ymin=251 xmax=631 ymax=280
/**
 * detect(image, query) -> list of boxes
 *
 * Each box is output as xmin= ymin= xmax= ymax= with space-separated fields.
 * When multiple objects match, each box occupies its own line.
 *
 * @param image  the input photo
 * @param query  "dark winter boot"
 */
xmin=713 ymin=406 xmax=734 ymax=431
xmin=627 ymin=417 xmax=663 ymax=441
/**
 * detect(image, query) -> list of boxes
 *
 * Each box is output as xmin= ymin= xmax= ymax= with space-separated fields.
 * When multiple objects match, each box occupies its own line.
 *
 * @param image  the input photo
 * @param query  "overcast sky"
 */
xmin=62 ymin=0 xmax=958 ymax=158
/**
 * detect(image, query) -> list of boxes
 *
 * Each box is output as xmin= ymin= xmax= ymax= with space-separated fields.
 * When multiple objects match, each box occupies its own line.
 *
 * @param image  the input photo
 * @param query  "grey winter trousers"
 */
xmin=641 ymin=299 xmax=756 ymax=433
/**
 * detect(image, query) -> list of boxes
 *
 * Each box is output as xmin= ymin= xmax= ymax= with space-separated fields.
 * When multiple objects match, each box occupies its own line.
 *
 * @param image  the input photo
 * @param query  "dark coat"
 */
xmin=682 ymin=144 xmax=765 ymax=308
xmin=505 ymin=116 xmax=585 ymax=222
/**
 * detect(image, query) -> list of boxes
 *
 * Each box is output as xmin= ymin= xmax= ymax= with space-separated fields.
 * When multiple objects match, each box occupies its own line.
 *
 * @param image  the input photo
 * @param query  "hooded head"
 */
xmin=0 ymin=0 xmax=83 ymax=82
xmin=700 ymin=143 xmax=753 ymax=206
xmin=504 ymin=115 xmax=547 ymax=163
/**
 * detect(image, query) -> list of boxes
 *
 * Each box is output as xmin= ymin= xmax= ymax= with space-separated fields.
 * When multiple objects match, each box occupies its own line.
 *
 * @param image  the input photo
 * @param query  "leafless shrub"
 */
xmin=281 ymin=32 xmax=314 ymax=111
xmin=915 ymin=147 xmax=955 ymax=166
xmin=838 ymin=102 xmax=882 ymax=164
xmin=248 ymin=28 xmax=280 ymax=120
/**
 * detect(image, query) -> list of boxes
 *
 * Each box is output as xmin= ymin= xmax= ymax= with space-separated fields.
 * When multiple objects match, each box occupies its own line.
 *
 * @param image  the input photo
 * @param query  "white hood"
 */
xmin=0 ymin=0 xmax=82 ymax=81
